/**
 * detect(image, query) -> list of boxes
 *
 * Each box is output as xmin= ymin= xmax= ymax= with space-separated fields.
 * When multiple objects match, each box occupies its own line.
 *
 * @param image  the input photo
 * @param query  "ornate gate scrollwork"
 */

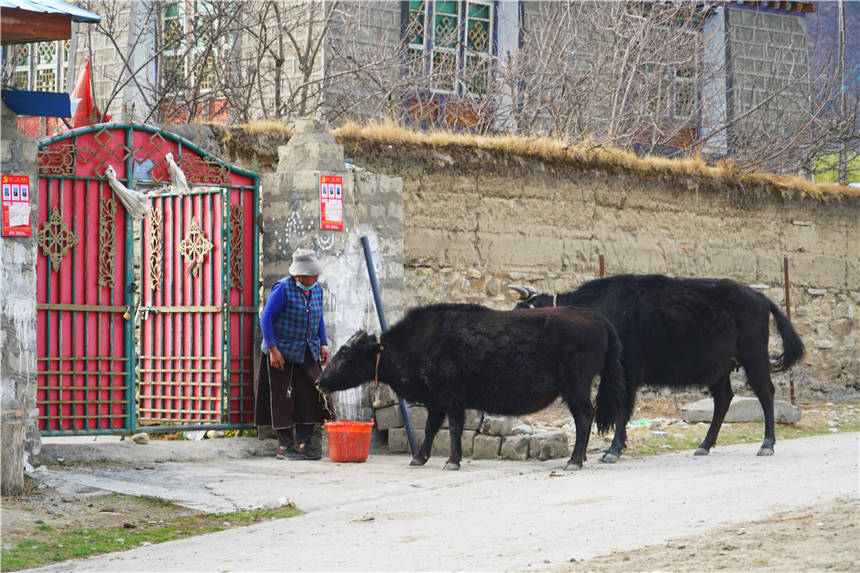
xmin=37 ymin=207 xmax=79 ymax=272
xmin=148 ymin=207 xmax=164 ymax=291
xmin=98 ymin=197 xmax=116 ymax=288
xmin=228 ymin=204 xmax=244 ymax=291
xmin=177 ymin=215 xmax=213 ymax=278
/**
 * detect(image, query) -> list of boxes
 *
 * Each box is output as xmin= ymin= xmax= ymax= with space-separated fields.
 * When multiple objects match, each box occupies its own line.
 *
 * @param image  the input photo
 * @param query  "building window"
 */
xmin=160 ymin=1 xmax=222 ymax=93
xmin=11 ymin=40 xmax=70 ymax=92
xmin=161 ymin=2 xmax=187 ymax=90
xmin=408 ymin=0 xmax=495 ymax=96
xmin=12 ymin=44 xmax=30 ymax=89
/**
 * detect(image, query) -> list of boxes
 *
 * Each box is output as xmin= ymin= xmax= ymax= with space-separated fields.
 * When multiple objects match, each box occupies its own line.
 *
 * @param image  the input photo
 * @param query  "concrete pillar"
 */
xmin=122 ymin=0 xmax=158 ymax=122
xmin=494 ymin=0 xmax=521 ymax=132
xmin=701 ymin=6 xmax=729 ymax=157
xmin=259 ymin=117 xmax=404 ymax=429
xmin=0 ymin=101 xmax=40 ymax=495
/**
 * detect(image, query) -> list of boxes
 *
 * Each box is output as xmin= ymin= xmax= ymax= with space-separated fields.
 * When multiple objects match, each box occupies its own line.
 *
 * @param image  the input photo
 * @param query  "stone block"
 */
xmin=428 ymin=430 xmax=477 ymax=458
xmin=681 ymin=397 xmax=802 ymax=424
xmin=442 ymin=409 xmax=483 ymax=431
xmin=472 ymin=434 xmax=502 ymax=459
xmin=390 ymin=427 xmax=476 ymax=459
xmin=500 ymin=435 xmax=530 ymax=461
xmin=372 ymin=384 xmax=398 ymax=408
xmin=480 ymin=415 xmax=517 ymax=436
xmin=388 ymin=427 xmax=424 ymax=454
xmin=375 ymin=405 xmax=404 ymax=431
xmin=430 ymin=430 xmax=450 ymax=458
xmin=529 ymin=431 xmax=570 ymax=461
xmin=277 ymin=118 xmax=344 ymax=173
xmin=406 ymin=405 xmax=428 ymax=430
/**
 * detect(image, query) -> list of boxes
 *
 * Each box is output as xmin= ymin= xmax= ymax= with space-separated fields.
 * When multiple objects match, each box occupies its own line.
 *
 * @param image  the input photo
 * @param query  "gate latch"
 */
xmin=139 ymin=305 xmax=160 ymax=321
xmin=122 ymin=305 xmax=131 ymax=321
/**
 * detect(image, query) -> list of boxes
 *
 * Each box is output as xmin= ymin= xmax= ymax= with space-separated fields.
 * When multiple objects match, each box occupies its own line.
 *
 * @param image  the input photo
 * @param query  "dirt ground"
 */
xmin=2 ymin=396 xmax=858 ymax=571
xmin=567 ymin=498 xmax=859 ymax=572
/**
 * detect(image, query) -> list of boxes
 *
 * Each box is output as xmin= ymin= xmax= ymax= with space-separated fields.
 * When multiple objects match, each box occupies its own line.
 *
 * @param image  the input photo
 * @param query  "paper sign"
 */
xmin=2 ymin=174 xmax=31 ymax=237
xmin=320 ymin=175 xmax=343 ymax=231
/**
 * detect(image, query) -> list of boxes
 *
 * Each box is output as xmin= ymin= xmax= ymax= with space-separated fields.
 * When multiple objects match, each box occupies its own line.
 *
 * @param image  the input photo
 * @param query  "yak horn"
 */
xmin=508 ymin=284 xmax=537 ymax=301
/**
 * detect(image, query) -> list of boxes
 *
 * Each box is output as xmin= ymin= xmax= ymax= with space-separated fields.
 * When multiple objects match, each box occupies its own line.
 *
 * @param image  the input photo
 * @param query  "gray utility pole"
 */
xmin=838 ymin=0 xmax=846 ymax=185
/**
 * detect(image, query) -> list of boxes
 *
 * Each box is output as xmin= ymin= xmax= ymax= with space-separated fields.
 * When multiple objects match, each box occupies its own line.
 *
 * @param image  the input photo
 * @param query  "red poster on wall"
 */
xmin=2 ymin=174 xmax=32 ymax=236
xmin=320 ymin=174 xmax=343 ymax=231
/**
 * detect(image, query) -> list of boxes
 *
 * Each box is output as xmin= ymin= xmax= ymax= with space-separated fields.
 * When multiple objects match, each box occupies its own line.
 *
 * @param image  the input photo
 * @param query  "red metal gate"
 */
xmin=36 ymin=124 xmax=259 ymax=435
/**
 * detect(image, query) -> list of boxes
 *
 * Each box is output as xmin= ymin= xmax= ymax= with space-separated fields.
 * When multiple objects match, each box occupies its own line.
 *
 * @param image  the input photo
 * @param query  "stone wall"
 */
xmin=0 ymin=102 xmax=40 ymax=494
xmin=337 ymin=139 xmax=859 ymax=398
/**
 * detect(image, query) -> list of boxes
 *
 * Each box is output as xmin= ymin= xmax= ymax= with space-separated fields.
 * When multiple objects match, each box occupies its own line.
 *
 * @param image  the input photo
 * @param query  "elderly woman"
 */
xmin=255 ymin=248 xmax=335 ymax=460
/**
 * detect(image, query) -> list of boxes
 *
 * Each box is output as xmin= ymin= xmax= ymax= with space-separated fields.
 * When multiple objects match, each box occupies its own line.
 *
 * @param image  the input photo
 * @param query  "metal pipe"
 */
xmin=599 ymin=253 xmax=605 ymax=278
xmin=783 ymin=256 xmax=796 ymax=405
xmin=360 ymin=236 xmax=419 ymax=456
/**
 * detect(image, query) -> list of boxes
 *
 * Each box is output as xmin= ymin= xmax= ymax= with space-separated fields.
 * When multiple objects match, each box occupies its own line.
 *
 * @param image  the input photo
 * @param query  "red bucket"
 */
xmin=325 ymin=419 xmax=374 ymax=463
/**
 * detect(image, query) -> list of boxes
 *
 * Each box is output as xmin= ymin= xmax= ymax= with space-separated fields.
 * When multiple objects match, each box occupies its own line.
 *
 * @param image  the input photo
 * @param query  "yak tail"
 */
xmin=594 ymin=318 xmax=626 ymax=435
xmin=769 ymin=300 xmax=805 ymax=373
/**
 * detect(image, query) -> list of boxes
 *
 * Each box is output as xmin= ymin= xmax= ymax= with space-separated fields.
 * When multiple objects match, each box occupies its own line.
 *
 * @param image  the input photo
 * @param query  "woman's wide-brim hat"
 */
xmin=289 ymin=248 xmax=322 ymax=276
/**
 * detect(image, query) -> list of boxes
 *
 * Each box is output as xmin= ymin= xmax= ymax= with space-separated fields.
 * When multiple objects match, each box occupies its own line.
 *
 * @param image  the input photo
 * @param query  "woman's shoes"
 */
xmin=291 ymin=443 xmax=321 ymax=460
xmin=276 ymin=443 xmax=321 ymax=460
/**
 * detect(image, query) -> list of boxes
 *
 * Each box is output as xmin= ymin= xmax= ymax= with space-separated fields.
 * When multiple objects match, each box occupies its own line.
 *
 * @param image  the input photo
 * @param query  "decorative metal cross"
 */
xmin=37 ymin=207 xmax=79 ymax=272
xmin=177 ymin=216 xmax=213 ymax=278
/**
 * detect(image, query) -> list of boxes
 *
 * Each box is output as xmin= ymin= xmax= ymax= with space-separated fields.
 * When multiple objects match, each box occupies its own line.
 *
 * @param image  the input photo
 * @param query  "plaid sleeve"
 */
xmin=260 ymin=282 xmax=287 ymax=351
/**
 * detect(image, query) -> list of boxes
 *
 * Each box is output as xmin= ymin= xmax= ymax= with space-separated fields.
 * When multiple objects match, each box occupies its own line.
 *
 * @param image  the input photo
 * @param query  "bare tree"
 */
xmin=62 ymin=1 xmax=855 ymax=180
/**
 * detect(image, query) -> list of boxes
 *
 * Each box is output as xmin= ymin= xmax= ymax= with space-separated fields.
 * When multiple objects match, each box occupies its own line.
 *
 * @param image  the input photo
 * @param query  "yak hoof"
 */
xmin=694 ymin=447 xmax=710 ymax=456
xmin=409 ymin=456 xmax=428 ymax=467
xmin=757 ymin=447 xmax=774 ymax=456
xmin=599 ymin=451 xmax=620 ymax=464
xmin=442 ymin=461 xmax=460 ymax=471
xmin=563 ymin=462 xmax=582 ymax=471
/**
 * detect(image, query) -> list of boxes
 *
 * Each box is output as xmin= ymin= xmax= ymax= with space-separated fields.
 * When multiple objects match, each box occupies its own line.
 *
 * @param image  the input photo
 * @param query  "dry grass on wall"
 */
xmin=210 ymin=118 xmax=858 ymax=202
xmin=333 ymin=120 xmax=860 ymax=202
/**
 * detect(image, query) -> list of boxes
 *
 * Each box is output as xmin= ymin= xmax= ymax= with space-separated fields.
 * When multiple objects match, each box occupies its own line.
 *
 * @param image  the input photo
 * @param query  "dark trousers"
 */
xmin=276 ymin=424 xmax=314 ymax=448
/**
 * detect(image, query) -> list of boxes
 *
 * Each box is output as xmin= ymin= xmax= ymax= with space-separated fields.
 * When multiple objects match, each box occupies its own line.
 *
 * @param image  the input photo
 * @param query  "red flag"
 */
xmin=70 ymin=58 xmax=110 ymax=127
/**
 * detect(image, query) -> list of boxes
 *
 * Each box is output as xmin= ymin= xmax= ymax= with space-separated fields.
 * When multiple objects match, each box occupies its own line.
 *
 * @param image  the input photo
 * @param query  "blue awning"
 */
xmin=0 ymin=0 xmax=100 ymax=23
xmin=2 ymin=89 xmax=72 ymax=117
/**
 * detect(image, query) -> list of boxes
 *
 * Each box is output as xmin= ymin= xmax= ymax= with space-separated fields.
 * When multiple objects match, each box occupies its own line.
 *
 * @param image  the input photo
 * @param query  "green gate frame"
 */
xmin=37 ymin=123 xmax=260 ymax=435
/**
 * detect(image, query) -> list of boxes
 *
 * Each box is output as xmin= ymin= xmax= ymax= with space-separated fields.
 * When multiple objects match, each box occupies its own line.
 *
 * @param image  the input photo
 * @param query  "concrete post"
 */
xmin=0 ymin=101 xmax=40 ymax=495
xmin=259 ymin=118 xmax=403 ymax=444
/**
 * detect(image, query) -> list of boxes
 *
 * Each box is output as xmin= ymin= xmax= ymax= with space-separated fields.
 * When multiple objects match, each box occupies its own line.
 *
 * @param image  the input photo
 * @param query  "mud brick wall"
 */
xmin=339 ymin=140 xmax=859 ymax=398
xmin=187 ymin=125 xmax=858 ymax=397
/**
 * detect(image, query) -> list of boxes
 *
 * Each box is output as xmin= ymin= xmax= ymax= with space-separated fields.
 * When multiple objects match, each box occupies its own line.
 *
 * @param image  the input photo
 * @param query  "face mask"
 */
xmin=296 ymin=280 xmax=318 ymax=291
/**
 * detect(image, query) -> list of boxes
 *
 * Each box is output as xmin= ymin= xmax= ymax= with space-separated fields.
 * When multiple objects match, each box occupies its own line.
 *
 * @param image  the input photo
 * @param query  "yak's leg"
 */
xmin=742 ymin=351 xmax=777 ymax=456
xmin=410 ymin=407 xmax=445 ymax=467
xmin=601 ymin=376 xmax=637 ymax=463
xmin=695 ymin=374 xmax=733 ymax=455
xmin=565 ymin=398 xmax=594 ymax=471
xmin=443 ymin=408 xmax=465 ymax=471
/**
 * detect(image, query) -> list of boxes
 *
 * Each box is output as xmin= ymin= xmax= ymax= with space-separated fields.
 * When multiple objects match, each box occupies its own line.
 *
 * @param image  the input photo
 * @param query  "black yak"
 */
xmin=317 ymin=303 xmax=626 ymax=470
xmin=511 ymin=274 xmax=805 ymax=462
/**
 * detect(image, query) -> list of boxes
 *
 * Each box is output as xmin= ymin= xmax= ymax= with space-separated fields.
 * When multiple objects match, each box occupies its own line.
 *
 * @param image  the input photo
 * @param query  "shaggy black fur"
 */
xmin=318 ymin=303 xmax=626 ymax=470
xmin=513 ymin=274 xmax=806 ymax=461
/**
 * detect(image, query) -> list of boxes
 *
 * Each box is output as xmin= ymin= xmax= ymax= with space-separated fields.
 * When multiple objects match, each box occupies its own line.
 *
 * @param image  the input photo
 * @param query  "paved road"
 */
xmin=33 ymin=432 xmax=859 ymax=572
